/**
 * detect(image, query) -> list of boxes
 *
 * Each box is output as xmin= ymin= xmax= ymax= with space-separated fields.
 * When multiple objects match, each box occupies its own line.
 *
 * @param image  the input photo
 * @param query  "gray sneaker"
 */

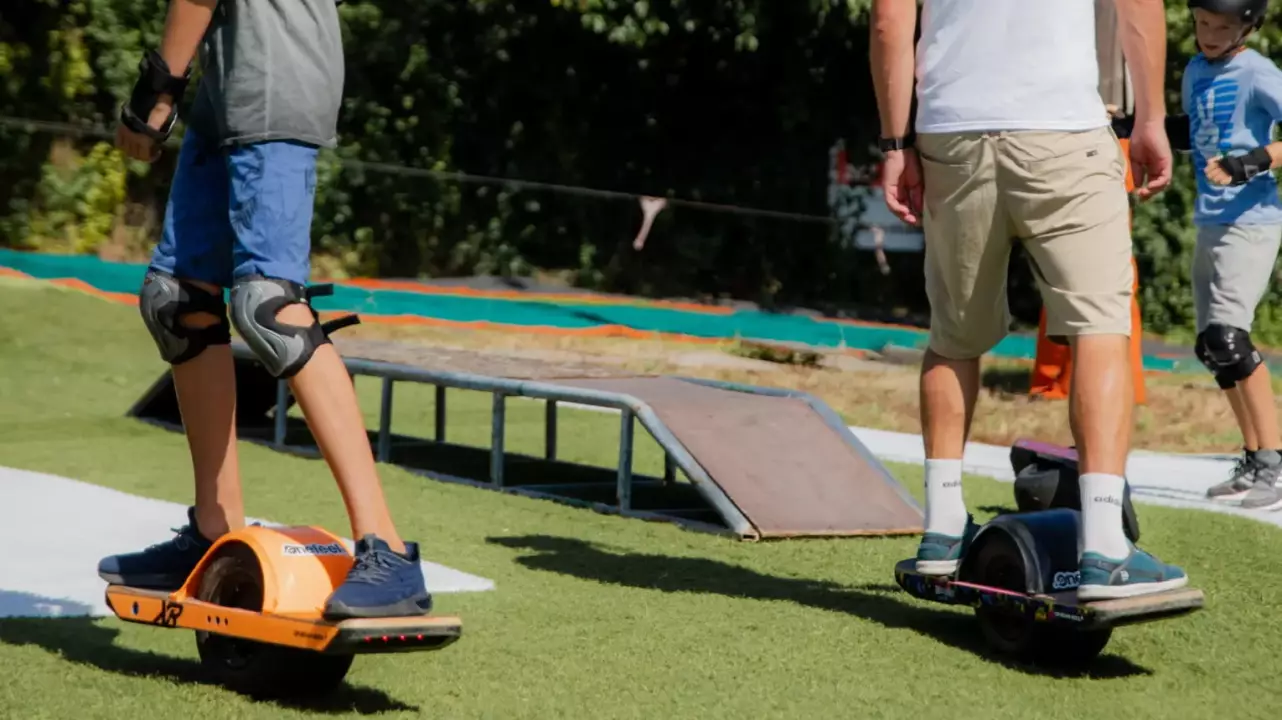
xmin=1242 ymin=450 xmax=1282 ymax=511
xmin=1207 ymin=450 xmax=1256 ymax=502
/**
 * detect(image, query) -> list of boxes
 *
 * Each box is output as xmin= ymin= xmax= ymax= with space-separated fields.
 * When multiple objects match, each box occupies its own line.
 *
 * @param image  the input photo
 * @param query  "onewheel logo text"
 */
xmin=281 ymin=542 xmax=346 ymax=556
xmin=1052 ymin=570 xmax=1080 ymax=590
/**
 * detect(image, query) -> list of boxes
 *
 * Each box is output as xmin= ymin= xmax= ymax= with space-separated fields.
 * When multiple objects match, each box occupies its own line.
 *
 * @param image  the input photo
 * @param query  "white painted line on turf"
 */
xmin=0 ymin=467 xmax=494 ymax=619
xmin=844 ymin=426 xmax=1282 ymax=530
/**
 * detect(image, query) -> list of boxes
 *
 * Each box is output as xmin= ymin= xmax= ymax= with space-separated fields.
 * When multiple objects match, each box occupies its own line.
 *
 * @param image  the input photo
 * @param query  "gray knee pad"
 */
xmin=1195 ymin=323 xmax=1262 ymax=389
xmin=138 ymin=270 xmax=232 ymax=365
xmin=230 ymin=275 xmax=334 ymax=378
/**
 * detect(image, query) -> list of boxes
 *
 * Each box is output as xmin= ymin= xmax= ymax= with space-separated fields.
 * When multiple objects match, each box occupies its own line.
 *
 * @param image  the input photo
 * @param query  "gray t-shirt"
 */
xmin=186 ymin=0 xmax=344 ymax=148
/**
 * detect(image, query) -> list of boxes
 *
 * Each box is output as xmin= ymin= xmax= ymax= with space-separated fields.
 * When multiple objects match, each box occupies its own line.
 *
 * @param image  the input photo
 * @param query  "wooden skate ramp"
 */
xmin=129 ymin=337 xmax=924 ymax=540
xmin=547 ymin=376 xmax=924 ymax=537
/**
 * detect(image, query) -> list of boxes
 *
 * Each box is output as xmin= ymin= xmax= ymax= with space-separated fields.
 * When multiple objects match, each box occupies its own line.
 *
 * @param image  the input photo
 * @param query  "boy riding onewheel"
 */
xmin=97 ymin=0 xmax=434 ymax=619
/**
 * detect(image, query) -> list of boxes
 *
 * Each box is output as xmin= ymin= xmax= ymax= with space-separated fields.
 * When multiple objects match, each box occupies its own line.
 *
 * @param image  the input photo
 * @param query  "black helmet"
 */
xmin=1188 ymin=0 xmax=1269 ymax=27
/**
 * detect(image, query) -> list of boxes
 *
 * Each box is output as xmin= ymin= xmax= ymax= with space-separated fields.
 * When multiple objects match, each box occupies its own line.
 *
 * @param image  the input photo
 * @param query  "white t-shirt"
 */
xmin=914 ymin=0 xmax=1108 ymax=133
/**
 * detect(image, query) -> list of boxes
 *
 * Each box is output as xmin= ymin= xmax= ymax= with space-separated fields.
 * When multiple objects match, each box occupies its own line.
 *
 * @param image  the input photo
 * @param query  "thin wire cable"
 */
xmin=0 ymin=114 xmax=866 ymax=227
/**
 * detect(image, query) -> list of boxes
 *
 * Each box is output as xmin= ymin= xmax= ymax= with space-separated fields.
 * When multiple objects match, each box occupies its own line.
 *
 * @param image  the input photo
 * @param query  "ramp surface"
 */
xmin=334 ymin=341 xmax=924 ymax=538
xmin=0 ymin=467 xmax=495 ymax=619
xmin=550 ymin=377 xmax=923 ymax=537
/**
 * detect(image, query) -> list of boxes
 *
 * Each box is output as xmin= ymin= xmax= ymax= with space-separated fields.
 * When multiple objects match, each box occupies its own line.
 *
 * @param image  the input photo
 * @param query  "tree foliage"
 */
xmin=3 ymin=0 xmax=1282 ymax=338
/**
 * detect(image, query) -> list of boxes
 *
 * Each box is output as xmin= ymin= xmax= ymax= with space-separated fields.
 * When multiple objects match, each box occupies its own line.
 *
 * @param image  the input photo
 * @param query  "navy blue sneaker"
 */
xmin=323 ymin=535 xmax=433 ymax=620
xmin=1077 ymin=543 xmax=1188 ymax=601
xmin=97 ymin=506 xmax=214 ymax=589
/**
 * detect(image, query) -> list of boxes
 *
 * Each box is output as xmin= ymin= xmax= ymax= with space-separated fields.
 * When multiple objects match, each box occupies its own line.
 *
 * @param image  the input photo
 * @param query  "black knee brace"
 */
xmin=1195 ymin=323 xmax=1262 ymax=389
xmin=229 ymin=275 xmax=361 ymax=378
xmin=138 ymin=270 xmax=233 ymax=365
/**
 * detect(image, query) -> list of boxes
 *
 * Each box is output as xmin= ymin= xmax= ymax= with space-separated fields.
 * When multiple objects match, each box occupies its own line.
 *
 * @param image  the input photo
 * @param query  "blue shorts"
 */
xmin=149 ymin=129 xmax=318 ymax=288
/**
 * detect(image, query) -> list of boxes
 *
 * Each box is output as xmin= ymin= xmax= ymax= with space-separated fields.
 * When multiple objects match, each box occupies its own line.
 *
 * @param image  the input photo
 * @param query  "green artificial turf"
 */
xmin=0 ymin=276 xmax=1279 ymax=720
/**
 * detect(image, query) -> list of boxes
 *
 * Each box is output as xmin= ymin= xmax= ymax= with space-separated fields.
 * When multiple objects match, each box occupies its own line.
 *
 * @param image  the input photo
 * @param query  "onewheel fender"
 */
xmin=104 ymin=525 xmax=464 ymax=657
xmin=105 ymin=525 xmax=353 ymax=624
xmin=178 ymin=524 xmax=353 ymax=616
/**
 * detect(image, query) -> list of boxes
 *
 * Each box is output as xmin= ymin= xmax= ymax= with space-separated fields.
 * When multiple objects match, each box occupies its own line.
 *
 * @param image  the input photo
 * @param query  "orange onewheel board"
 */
xmin=103 ymin=524 xmax=462 ymax=655
xmin=104 ymin=586 xmax=462 ymax=653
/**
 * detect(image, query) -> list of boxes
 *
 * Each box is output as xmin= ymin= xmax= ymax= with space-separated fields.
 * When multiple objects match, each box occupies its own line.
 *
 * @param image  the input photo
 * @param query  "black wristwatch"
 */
xmin=878 ymin=135 xmax=915 ymax=153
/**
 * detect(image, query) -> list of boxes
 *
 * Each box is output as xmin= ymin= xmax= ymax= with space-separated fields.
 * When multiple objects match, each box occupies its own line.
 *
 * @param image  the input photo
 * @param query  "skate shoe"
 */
xmin=1206 ymin=449 xmax=1256 ymax=502
xmin=323 ymin=535 xmax=433 ymax=620
xmin=1077 ymin=543 xmax=1188 ymax=601
xmin=1241 ymin=451 xmax=1282 ymax=511
xmin=915 ymin=515 xmax=981 ymax=576
xmin=97 ymin=506 xmax=214 ymax=590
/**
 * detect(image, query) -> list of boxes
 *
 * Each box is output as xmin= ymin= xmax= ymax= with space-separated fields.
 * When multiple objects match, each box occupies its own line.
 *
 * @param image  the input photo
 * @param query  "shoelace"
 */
xmin=348 ymin=548 xmax=399 ymax=584
xmin=1231 ymin=457 xmax=1253 ymax=484
xmin=144 ymin=525 xmax=197 ymax=553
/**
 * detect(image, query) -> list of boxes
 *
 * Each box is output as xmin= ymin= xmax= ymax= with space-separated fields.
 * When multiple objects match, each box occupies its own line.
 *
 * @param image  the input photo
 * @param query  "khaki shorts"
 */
xmin=918 ymin=127 xmax=1134 ymax=359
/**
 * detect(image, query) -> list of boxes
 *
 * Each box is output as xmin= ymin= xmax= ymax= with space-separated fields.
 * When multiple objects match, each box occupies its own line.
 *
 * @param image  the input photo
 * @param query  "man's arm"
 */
xmin=870 ymin=0 xmax=918 ymax=139
xmin=1113 ymin=0 xmax=1167 ymax=126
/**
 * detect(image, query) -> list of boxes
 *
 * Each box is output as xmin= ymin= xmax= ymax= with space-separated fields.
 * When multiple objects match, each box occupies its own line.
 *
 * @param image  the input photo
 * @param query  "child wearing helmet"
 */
xmin=1182 ymin=0 xmax=1282 ymax=510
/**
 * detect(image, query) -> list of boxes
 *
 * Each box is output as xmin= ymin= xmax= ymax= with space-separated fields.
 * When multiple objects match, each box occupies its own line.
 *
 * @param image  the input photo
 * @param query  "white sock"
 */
xmin=924 ymin=459 xmax=967 ymax=537
xmin=1080 ymin=473 xmax=1132 ymax=560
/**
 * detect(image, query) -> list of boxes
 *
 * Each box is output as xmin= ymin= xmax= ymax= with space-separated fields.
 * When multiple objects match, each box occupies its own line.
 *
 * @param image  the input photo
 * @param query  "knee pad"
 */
xmin=138 ymin=270 xmax=232 ymax=365
xmin=1195 ymin=323 xmax=1262 ymax=389
xmin=230 ymin=275 xmax=337 ymax=379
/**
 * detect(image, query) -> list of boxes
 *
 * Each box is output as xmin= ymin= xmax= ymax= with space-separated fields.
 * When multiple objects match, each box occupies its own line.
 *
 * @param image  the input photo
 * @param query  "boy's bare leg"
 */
xmin=275 ymin=303 xmax=405 ymax=554
xmin=175 ymin=279 xmax=245 ymax=540
xmin=98 ymin=270 xmax=243 ymax=590
xmin=1225 ymin=385 xmax=1260 ymax=450
xmin=1233 ymin=364 xmax=1282 ymax=509
xmin=1238 ymin=365 xmax=1280 ymax=449
xmin=1205 ymin=371 xmax=1277 ymax=503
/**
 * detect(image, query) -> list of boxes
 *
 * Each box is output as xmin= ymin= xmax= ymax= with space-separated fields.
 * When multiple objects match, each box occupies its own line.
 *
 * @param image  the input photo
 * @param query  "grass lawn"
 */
xmin=0 ymin=276 xmax=1280 ymax=720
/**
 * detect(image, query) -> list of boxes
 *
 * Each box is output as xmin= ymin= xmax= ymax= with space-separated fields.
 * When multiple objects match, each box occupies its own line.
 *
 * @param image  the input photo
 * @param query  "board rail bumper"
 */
xmin=893 ymin=560 xmax=1204 ymax=630
xmin=105 ymin=585 xmax=462 ymax=654
xmin=1081 ymin=587 xmax=1204 ymax=629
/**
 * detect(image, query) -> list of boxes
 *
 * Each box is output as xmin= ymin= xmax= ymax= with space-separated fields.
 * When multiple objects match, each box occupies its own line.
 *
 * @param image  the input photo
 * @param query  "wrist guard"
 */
xmin=120 ymin=49 xmax=191 ymax=142
xmin=1219 ymin=147 xmax=1273 ymax=186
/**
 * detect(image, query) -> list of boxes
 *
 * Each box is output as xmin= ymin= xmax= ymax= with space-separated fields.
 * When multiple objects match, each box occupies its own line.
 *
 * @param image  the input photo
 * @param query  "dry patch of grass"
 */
xmin=334 ymin=319 xmax=1257 ymax=455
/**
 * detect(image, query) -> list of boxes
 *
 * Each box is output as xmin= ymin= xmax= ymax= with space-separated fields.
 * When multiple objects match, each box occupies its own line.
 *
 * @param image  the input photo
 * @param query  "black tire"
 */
xmin=971 ymin=531 xmax=1038 ymax=658
xmin=194 ymin=543 xmax=354 ymax=698
xmin=969 ymin=532 xmax=1111 ymax=666
xmin=1032 ymin=626 xmax=1113 ymax=669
